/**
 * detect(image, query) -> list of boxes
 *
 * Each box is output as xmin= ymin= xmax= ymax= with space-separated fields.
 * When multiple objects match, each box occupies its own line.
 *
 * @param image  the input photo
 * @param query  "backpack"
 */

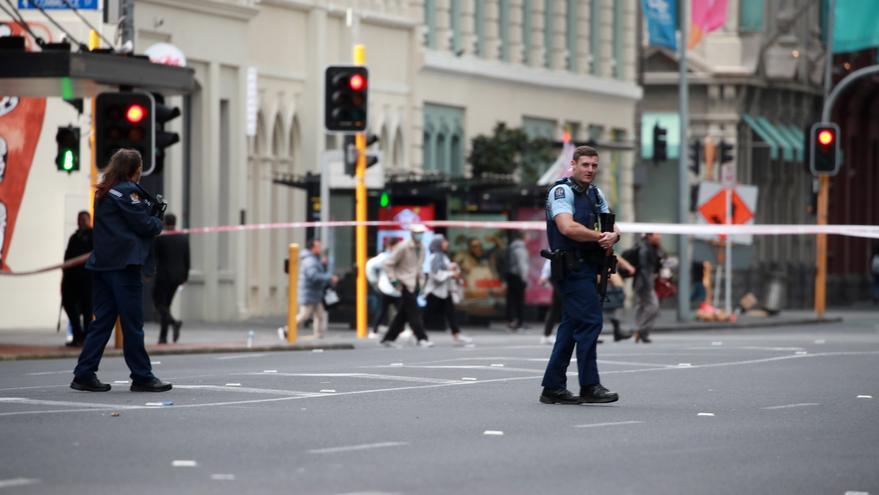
xmin=495 ymin=247 xmax=511 ymax=277
xmin=620 ymin=245 xmax=640 ymax=277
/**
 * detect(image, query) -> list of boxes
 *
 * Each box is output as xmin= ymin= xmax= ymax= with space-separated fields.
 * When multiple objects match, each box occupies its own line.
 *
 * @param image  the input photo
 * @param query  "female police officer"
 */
xmin=70 ymin=149 xmax=172 ymax=393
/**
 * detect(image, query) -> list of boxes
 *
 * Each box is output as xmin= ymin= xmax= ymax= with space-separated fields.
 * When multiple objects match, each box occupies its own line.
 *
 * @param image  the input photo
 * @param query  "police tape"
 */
xmin=2 ymin=220 xmax=877 ymax=276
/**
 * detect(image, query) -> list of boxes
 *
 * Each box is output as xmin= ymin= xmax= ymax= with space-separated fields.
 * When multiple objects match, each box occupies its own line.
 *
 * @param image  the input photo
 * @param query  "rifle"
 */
xmin=597 ymin=212 xmax=618 ymax=302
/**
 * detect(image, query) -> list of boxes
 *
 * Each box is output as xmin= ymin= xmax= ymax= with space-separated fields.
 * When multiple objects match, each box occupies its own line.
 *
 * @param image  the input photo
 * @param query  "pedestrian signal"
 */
xmin=95 ymin=92 xmax=155 ymax=171
xmin=808 ymin=123 xmax=840 ymax=176
xmin=55 ymin=126 xmax=80 ymax=173
xmin=325 ymin=66 xmax=369 ymax=132
xmin=150 ymin=93 xmax=181 ymax=176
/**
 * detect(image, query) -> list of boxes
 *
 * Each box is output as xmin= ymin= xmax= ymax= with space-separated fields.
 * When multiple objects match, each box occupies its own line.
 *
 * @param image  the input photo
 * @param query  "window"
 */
xmin=590 ymin=0 xmax=601 ymax=75
xmin=424 ymin=0 xmax=436 ymax=48
xmin=739 ymin=0 xmax=764 ymax=33
xmin=475 ymin=0 xmax=485 ymax=56
xmin=566 ymin=0 xmax=578 ymax=71
xmin=450 ymin=0 xmax=461 ymax=52
xmin=523 ymin=116 xmax=557 ymax=140
xmin=423 ymin=103 xmax=466 ymax=176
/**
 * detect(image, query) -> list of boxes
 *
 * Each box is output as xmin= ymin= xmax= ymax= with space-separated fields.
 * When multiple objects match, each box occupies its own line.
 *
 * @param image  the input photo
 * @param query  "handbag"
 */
xmin=323 ymin=287 xmax=340 ymax=308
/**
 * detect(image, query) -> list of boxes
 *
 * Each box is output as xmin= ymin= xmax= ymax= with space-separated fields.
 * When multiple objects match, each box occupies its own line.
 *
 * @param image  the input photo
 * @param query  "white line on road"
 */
xmin=0 ymin=397 xmax=140 ymax=410
xmin=0 ymin=478 xmax=40 ymax=488
xmin=242 ymin=372 xmax=461 ymax=385
xmin=174 ymin=385 xmax=322 ymax=397
xmin=215 ymin=353 xmax=267 ymax=360
xmin=483 ymin=430 xmax=504 ymax=436
xmin=210 ymin=474 xmax=236 ymax=481
xmin=308 ymin=442 xmax=407 ymax=454
xmin=25 ymin=371 xmax=71 ymax=376
xmin=698 ymin=413 xmax=715 ymax=417
xmin=843 ymin=491 xmax=869 ymax=495
xmin=172 ymin=460 xmax=198 ymax=467
xmin=857 ymin=395 xmax=872 ymax=399
xmin=761 ymin=403 xmax=820 ymax=410
xmin=574 ymin=421 xmax=644 ymax=429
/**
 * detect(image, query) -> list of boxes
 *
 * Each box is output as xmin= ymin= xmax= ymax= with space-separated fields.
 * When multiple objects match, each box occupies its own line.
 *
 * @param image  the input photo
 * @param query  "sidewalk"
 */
xmin=0 ymin=308 xmax=868 ymax=361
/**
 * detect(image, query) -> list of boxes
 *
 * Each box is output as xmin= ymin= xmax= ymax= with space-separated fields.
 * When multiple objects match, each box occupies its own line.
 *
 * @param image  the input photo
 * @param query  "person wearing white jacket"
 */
xmin=424 ymin=234 xmax=472 ymax=345
xmin=366 ymin=237 xmax=402 ymax=339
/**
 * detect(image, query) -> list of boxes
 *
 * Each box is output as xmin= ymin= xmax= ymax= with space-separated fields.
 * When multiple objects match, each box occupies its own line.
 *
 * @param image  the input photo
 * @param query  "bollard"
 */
xmin=287 ymin=243 xmax=300 ymax=344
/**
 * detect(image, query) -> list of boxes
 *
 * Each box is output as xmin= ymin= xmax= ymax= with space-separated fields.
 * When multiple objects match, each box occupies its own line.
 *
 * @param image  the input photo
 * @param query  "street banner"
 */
xmin=18 ymin=0 xmax=98 ymax=9
xmin=833 ymin=0 xmax=879 ymax=53
xmin=641 ymin=0 xmax=677 ymax=50
xmin=689 ymin=0 xmax=728 ymax=48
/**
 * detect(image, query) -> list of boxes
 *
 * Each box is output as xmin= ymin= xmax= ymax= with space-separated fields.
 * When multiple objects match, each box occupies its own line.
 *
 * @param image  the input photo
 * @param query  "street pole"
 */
xmin=353 ymin=44 xmax=368 ymax=339
xmin=815 ymin=0 xmax=835 ymax=318
xmin=676 ymin=7 xmax=691 ymax=322
xmin=120 ymin=0 xmax=134 ymax=49
xmin=723 ymin=164 xmax=733 ymax=315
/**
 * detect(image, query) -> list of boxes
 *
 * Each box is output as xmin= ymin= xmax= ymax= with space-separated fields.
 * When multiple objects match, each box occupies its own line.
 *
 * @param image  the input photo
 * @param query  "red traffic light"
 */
xmin=126 ymin=104 xmax=146 ymax=123
xmin=349 ymin=73 xmax=366 ymax=91
xmin=817 ymin=129 xmax=834 ymax=146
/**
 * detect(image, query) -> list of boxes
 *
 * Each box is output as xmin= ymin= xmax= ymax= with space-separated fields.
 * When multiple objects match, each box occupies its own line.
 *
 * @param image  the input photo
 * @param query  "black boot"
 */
xmin=613 ymin=319 xmax=632 ymax=342
xmin=70 ymin=375 xmax=111 ymax=392
xmin=580 ymin=384 xmax=619 ymax=403
xmin=130 ymin=377 xmax=173 ymax=392
xmin=540 ymin=388 xmax=583 ymax=405
xmin=172 ymin=321 xmax=182 ymax=343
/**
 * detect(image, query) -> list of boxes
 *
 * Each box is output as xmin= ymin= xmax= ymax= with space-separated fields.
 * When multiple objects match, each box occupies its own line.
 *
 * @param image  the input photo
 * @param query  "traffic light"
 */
xmin=718 ymin=140 xmax=734 ymax=164
xmin=325 ymin=66 xmax=369 ymax=132
xmin=808 ymin=122 xmax=840 ymax=176
xmin=95 ymin=92 xmax=154 ymax=171
xmin=149 ymin=93 xmax=181 ymax=176
xmin=55 ymin=126 xmax=80 ymax=173
xmin=343 ymin=133 xmax=380 ymax=176
xmin=379 ymin=191 xmax=391 ymax=208
xmin=688 ymin=139 xmax=701 ymax=175
xmin=652 ymin=124 xmax=667 ymax=163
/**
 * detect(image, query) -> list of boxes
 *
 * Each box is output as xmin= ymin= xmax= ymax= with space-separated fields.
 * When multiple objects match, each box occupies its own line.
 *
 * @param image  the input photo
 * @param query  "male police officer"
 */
xmin=540 ymin=145 xmax=621 ymax=405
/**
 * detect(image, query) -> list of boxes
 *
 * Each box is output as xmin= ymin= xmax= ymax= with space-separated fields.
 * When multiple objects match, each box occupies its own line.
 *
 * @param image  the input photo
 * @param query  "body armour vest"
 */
xmin=545 ymin=177 xmax=602 ymax=254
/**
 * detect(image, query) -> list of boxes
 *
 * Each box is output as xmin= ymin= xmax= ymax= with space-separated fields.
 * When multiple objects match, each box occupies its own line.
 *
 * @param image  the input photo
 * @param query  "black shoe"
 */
xmin=70 ymin=375 xmax=111 ymax=392
xmin=172 ymin=321 xmax=182 ymax=343
xmin=540 ymin=388 xmax=583 ymax=405
xmin=614 ymin=330 xmax=633 ymax=342
xmin=580 ymin=384 xmax=619 ymax=403
xmin=130 ymin=377 xmax=173 ymax=392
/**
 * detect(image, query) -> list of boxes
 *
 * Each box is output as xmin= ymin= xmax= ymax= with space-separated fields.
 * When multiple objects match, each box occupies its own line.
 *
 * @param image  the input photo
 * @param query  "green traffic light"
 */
xmin=379 ymin=192 xmax=390 ymax=208
xmin=62 ymin=149 xmax=75 ymax=171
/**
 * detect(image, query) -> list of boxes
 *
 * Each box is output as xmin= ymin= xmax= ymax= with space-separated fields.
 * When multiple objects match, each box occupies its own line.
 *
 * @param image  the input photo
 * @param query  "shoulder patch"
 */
xmin=109 ymin=189 xmax=123 ymax=198
xmin=553 ymin=187 xmax=566 ymax=200
xmin=129 ymin=192 xmax=141 ymax=204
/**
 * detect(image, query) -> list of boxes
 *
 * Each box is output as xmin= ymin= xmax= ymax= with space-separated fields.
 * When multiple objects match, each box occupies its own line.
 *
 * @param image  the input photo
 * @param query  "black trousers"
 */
xmin=153 ymin=279 xmax=181 ymax=343
xmin=543 ymin=285 xmax=562 ymax=337
xmin=505 ymin=274 xmax=526 ymax=326
xmin=372 ymin=293 xmax=401 ymax=333
xmin=382 ymin=287 xmax=429 ymax=342
xmin=426 ymin=293 xmax=460 ymax=334
xmin=61 ymin=275 xmax=92 ymax=344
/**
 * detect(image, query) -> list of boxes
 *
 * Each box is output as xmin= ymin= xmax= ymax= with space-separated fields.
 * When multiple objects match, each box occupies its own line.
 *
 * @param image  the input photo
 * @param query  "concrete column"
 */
xmin=529 ymin=0 xmax=544 ymax=68
xmin=577 ymin=1 xmax=590 ymax=73
xmin=484 ymin=0 xmax=500 ymax=61
xmin=203 ymin=61 xmax=221 ymax=320
xmin=508 ymin=0 xmax=524 ymax=64
xmin=552 ymin=0 xmax=566 ymax=70
xmin=460 ymin=0 xmax=475 ymax=55
xmin=435 ymin=0 xmax=451 ymax=51
xmin=234 ymin=67 xmax=249 ymax=319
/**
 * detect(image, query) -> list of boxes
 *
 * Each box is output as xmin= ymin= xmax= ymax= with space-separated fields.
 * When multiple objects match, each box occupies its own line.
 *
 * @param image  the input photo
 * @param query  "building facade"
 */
xmin=0 ymin=0 xmax=641 ymax=328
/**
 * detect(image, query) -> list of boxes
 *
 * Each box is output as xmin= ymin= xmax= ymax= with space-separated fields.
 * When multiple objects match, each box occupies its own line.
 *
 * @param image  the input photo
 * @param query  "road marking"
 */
xmin=174 ymin=385 xmax=321 ymax=397
xmin=711 ymin=342 xmax=723 ymax=346
xmin=312 ymin=349 xmax=324 ymax=353
xmin=262 ymin=370 xmax=278 ymax=373
xmin=796 ymin=351 xmax=808 ymax=355
xmin=172 ymin=460 xmax=198 ymax=467
xmin=308 ymin=442 xmax=407 ymax=454
xmin=597 ymin=360 xmax=679 ymax=368
xmin=386 ymin=364 xmax=543 ymax=373
xmin=698 ymin=413 xmax=715 ymax=417
xmin=574 ymin=421 xmax=644 ymax=428
xmin=483 ymin=430 xmax=504 ymax=436
xmin=677 ymin=363 xmax=693 ymax=367
xmin=151 ymin=361 xmax=161 ymax=365
xmin=490 ymin=363 xmax=504 ymax=367
xmin=210 ymin=474 xmax=235 ymax=481
xmin=242 ymin=372 xmax=460 ymax=385
xmin=761 ymin=403 xmax=820 ymax=410
xmin=0 ymin=478 xmax=40 ymax=488
xmin=0 ymin=397 xmax=140 ymax=410
xmin=390 ymin=363 xmax=403 ymax=366
xmin=215 ymin=353 xmax=267 ymax=360
xmin=25 ymin=371 xmax=70 ymax=376
xmin=857 ymin=395 xmax=872 ymax=399
xmin=814 ymin=339 xmax=826 ymax=344
xmin=844 ymin=491 xmax=869 ymax=495
xmin=320 ymin=389 xmax=336 ymax=393
xmin=113 ymin=381 xmax=129 ymax=384
xmin=461 ymin=377 xmax=477 ymax=381
xmin=225 ymin=383 xmax=241 ymax=387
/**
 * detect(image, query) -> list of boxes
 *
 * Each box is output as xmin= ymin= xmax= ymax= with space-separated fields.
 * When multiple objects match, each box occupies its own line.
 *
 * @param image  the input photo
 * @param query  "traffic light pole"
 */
xmin=353 ymin=44 xmax=368 ymax=339
xmin=676 ymin=12 xmax=691 ymax=322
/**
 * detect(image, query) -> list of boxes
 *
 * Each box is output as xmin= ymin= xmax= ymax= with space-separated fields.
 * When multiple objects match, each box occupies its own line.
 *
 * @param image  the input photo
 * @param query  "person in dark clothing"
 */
xmin=71 ymin=149 xmax=171 ymax=393
xmin=505 ymin=230 xmax=529 ymax=330
xmin=153 ymin=213 xmax=190 ymax=344
xmin=61 ymin=211 xmax=93 ymax=347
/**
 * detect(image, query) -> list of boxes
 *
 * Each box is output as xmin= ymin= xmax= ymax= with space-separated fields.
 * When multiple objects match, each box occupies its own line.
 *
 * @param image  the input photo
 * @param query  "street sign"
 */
xmin=696 ymin=181 xmax=759 ymax=245
xmin=18 ymin=0 xmax=98 ymax=9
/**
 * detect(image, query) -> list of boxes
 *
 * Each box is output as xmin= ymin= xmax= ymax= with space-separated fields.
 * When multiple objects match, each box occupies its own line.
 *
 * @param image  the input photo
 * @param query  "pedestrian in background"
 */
xmin=61 ymin=210 xmax=92 ymax=347
xmin=505 ymin=230 xmax=529 ymax=330
xmin=538 ymin=259 xmax=558 ymax=345
xmin=871 ymin=243 xmax=879 ymax=305
xmin=633 ymin=233 xmax=663 ymax=344
xmin=605 ymin=256 xmax=634 ymax=342
xmin=382 ymin=224 xmax=433 ymax=348
xmin=153 ymin=213 xmax=189 ymax=344
xmin=286 ymin=239 xmax=337 ymax=340
xmin=71 ymin=149 xmax=171 ymax=393
xmin=366 ymin=237 xmax=402 ymax=339
xmin=424 ymin=234 xmax=472 ymax=346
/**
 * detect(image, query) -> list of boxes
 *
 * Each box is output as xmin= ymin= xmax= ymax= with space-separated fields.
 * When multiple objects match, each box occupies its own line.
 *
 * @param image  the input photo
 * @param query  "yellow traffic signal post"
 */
xmin=353 ymin=44 xmax=368 ymax=339
xmin=287 ymin=243 xmax=300 ymax=344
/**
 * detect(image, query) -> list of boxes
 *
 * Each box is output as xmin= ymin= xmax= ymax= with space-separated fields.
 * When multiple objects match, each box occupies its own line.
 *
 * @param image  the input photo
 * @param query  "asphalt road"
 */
xmin=1 ymin=318 xmax=877 ymax=495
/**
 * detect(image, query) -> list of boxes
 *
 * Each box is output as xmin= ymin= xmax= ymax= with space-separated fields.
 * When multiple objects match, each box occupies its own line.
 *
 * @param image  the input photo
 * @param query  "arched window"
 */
xmin=450 ymin=134 xmax=462 ymax=176
xmin=288 ymin=117 xmax=300 ymax=173
xmin=271 ymin=114 xmax=284 ymax=159
xmin=393 ymin=127 xmax=404 ymax=168
xmin=436 ymin=133 xmax=447 ymax=171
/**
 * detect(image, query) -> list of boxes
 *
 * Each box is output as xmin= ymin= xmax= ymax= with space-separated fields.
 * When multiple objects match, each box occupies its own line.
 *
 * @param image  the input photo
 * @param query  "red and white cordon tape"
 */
xmin=2 ymin=220 xmax=877 ymax=277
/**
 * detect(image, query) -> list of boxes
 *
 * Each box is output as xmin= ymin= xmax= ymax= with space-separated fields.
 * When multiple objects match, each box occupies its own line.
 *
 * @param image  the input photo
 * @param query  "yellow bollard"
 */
xmin=287 ymin=243 xmax=300 ymax=344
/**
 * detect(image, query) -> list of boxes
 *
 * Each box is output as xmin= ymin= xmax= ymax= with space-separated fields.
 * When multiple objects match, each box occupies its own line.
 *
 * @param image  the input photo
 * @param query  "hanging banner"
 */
xmin=642 ymin=0 xmax=678 ymax=50
xmin=689 ymin=0 xmax=729 ymax=48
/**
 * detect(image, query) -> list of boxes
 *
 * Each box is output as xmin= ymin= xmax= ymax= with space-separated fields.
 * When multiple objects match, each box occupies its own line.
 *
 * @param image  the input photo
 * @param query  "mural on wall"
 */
xmin=0 ymin=22 xmax=49 ymax=271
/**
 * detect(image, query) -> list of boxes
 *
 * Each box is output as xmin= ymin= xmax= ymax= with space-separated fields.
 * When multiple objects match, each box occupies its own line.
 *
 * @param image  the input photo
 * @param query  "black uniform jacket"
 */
xmin=154 ymin=233 xmax=190 ymax=285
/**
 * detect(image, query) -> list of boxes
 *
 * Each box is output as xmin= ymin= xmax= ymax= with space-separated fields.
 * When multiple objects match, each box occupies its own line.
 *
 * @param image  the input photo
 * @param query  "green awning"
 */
xmin=755 ymin=116 xmax=794 ymax=161
xmin=777 ymin=124 xmax=804 ymax=162
xmin=742 ymin=114 xmax=779 ymax=160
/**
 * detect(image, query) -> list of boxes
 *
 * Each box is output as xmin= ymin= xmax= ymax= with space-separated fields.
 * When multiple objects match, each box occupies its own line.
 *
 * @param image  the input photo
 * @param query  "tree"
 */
xmin=468 ymin=122 xmax=557 ymax=184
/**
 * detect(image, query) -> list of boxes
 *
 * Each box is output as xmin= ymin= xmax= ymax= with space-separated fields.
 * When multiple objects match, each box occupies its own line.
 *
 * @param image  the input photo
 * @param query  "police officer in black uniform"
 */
xmin=71 ymin=149 xmax=172 ymax=393
xmin=539 ymin=145 xmax=621 ymax=405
